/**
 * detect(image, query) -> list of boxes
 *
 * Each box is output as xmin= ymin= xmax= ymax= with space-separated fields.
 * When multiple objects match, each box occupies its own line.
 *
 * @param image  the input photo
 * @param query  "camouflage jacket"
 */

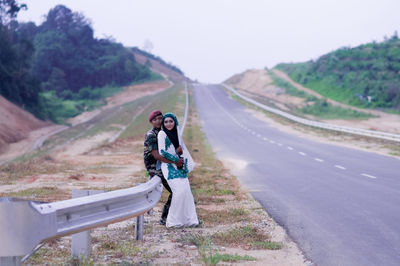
xmin=144 ymin=127 xmax=163 ymax=178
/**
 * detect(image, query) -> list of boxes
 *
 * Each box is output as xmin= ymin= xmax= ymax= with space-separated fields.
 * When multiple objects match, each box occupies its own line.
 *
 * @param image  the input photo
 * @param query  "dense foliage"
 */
xmin=276 ymin=34 xmax=400 ymax=110
xmin=0 ymin=3 xmax=154 ymax=122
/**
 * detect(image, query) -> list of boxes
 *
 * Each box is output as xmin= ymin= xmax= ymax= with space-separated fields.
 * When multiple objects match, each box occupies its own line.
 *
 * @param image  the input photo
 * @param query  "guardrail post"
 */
xmin=135 ymin=215 xmax=144 ymax=240
xmin=0 ymin=256 xmax=23 ymax=266
xmin=71 ymin=190 xmax=104 ymax=259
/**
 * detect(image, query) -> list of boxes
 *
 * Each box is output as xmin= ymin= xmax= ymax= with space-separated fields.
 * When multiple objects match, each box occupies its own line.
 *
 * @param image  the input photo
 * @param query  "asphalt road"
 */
xmin=193 ymin=84 xmax=400 ymax=266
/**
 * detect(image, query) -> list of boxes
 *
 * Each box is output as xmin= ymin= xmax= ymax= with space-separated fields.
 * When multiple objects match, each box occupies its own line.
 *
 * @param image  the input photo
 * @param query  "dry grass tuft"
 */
xmin=0 ymin=186 xmax=70 ymax=202
xmin=0 ymin=157 xmax=70 ymax=183
xmin=197 ymin=207 xmax=249 ymax=225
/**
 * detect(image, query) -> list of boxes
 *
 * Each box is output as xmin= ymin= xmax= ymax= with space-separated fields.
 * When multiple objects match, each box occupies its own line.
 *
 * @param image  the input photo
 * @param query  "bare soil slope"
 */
xmin=0 ymin=80 xmax=171 ymax=163
xmin=0 ymin=96 xmax=50 ymax=152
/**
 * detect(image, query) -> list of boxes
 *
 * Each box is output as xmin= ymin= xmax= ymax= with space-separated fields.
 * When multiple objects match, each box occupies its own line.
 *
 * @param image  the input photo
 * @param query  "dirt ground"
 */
xmin=0 ymin=80 xmax=171 ymax=165
xmin=1 ymin=72 xmax=398 ymax=265
xmin=0 ymin=96 xmax=50 ymax=154
xmin=226 ymin=69 xmax=400 ymax=135
xmin=0 ymin=82 xmax=310 ymax=265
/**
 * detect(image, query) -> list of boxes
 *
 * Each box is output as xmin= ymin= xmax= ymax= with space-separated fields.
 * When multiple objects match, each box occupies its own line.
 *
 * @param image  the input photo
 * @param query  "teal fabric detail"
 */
xmin=167 ymin=163 xmax=188 ymax=180
xmin=161 ymin=149 xmax=179 ymax=162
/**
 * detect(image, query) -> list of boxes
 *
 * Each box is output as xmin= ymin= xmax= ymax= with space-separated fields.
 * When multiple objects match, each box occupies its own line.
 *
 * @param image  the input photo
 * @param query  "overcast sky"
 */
xmin=17 ymin=0 xmax=400 ymax=83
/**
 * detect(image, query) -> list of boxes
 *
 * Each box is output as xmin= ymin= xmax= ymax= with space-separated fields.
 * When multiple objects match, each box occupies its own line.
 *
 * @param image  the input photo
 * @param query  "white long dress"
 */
xmin=157 ymin=130 xmax=198 ymax=228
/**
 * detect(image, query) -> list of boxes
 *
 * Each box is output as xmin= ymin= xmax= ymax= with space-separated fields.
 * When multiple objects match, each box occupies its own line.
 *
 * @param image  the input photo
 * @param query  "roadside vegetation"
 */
xmin=227 ymin=89 xmax=400 ymax=158
xmin=0 ymin=84 xmax=185 ymax=185
xmin=268 ymin=70 xmax=374 ymax=120
xmin=0 ymin=84 xmax=297 ymax=265
xmin=0 ymin=2 xmax=164 ymax=123
xmin=275 ymin=32 xmax=400 ymax=112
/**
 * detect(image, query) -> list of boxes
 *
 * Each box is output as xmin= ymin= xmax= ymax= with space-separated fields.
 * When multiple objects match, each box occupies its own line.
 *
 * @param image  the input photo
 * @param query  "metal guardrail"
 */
xmin=222 ymin=83 xmax=400 ymax=142
xmin=0 ymin=82 xmax=192 ymax=265
xmin=0 ymin=176 xmax=163 ymax=259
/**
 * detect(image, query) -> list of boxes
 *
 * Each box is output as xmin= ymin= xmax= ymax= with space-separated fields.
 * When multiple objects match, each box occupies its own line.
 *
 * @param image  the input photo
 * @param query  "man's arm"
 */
xmin=151 ymin=150 xmax=184 ymax=168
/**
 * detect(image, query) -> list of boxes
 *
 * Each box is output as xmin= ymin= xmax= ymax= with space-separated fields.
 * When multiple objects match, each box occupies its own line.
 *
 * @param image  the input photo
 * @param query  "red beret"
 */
xmin=148 ymin=110 xmax=162 ymax=122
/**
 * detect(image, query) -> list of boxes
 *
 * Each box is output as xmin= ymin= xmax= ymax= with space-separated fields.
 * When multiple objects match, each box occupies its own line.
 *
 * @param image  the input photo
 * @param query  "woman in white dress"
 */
xmin=157 ymin=112 xmax=199 ymax=228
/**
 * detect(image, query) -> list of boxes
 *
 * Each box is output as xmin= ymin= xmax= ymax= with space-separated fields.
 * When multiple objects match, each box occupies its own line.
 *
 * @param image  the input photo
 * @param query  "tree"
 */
xmin=0 ymin=0 xmax=26 ymax=27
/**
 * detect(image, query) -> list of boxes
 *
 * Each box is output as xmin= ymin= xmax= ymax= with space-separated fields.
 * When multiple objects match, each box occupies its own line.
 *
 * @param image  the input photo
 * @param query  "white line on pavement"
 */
xmin=315 ymin=158 xmax=324 ymax=162
xmin=287 ymin=146 xmax=293 ymax=150
xmin=335 ymin=165 xmax=346 ymax=170
xmin=361 ymin=173 xmax=377 ymax=179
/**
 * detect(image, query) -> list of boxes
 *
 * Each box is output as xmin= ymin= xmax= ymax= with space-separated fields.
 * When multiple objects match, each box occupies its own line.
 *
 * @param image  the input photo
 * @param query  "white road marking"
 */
xmin=287 ymin=146 xmax=293 ymax=150
xmin=335 ymin=165 xmax=346 ymax=170
xmin=257 ymin=134 xmax=261 ymax=138
xmin=299 ymin=152 xmax=307 ymax=156
xmin=263 ymin=137 xmax=268 ymax=141
xmin=315 ymin=158 xmax=324 ymax=162
xmin=361 ymin=173 xmax=377 ymax=179
xmin=270 ymin=140 xmax=275 ymax=144
xmin=278 ymin=143 xmax=283 ymax=146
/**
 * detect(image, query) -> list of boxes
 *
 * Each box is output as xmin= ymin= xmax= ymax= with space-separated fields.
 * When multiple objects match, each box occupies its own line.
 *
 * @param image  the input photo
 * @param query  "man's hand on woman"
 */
xmin=175 ymin=157 xmax=184 ymax=168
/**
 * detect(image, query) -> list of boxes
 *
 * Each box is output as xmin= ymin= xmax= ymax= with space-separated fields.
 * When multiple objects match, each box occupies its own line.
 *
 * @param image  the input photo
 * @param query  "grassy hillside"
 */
xmin=275 ymin=34 xmax=400 ymax=111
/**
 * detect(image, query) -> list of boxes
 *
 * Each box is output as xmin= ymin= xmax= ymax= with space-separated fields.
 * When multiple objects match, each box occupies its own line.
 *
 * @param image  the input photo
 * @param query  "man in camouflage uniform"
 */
xmin=144 ymin=110 xmax=184 ymax=225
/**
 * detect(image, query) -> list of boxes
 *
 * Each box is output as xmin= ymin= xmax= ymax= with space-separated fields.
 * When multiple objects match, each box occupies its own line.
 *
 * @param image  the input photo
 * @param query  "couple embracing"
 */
xmin=144 ymin=110 xmax=200 ymax=228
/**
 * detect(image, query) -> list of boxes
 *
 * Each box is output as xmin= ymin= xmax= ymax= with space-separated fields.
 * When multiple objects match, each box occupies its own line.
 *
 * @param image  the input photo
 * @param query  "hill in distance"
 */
xmin=275 ymin=33 xmax=400 ymax=112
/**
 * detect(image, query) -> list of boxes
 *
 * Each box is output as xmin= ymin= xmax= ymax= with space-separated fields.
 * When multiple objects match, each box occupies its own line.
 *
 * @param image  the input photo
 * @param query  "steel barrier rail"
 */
xmin=0 ymin=176 xmax=162 ymax=258
xmin=0 ymin=81 xmax=190 ymax=265
xmin=222 ymin=83 xmax=400 ymax=142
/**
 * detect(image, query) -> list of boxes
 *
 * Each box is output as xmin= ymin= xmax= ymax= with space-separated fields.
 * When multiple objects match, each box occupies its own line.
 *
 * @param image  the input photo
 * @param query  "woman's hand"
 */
xmin=176 ymin=146 xmax=183 ymax=156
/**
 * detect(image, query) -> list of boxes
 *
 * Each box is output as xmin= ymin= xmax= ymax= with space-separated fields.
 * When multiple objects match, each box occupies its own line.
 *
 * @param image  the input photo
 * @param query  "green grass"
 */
xmin=193 ymin=187 xmax=235 ymax=196
xmin=120 ymin=84 xmax=186 ymax=139
xmin=232 ymin=73 xmax=374 ymax=120
xmin=178 ymin=234 xmax=256 ymax=265
xmin=212 ymin=225 xmax=264 ymax=245
xmin=201 ymin=250 xmax=256 ymax=265
xmin=18 ymin=84 xmax=185 ymax=163
xmin=40 ymin=77 xmax=166 ymax=124
xmin=211 ymin=225 xmax=282 ymax=250
xmin=253 ymin=241 xmax=283 ymax=250
xmin=298 ymin=99 xmax=374 ymax=120
xmin=208 ymin=253 xmax=257 ymax=262
xmin=302 ymin=78 xmax=355 ymax=104
xmin=197 ymin=207 xmax=249 ymax=225
xmin=129 ymin=71 xmax=164 ymax=85
xmin=0 ymin=187 xmax=69 ymax=201
xmin=268 ymin=70 xmax=314 ymax=99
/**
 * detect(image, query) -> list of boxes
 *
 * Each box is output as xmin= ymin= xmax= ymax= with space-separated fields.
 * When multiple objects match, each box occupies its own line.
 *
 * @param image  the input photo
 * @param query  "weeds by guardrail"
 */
xmin=0 ymin=82 xmax=191 ymax=265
